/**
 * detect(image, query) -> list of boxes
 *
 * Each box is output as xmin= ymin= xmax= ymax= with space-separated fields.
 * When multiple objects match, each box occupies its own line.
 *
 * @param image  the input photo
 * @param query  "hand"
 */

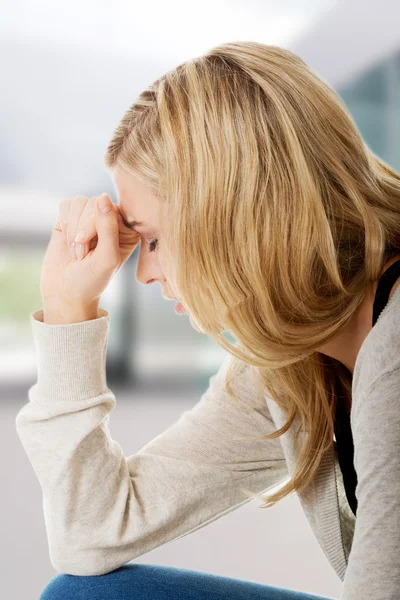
xmin=40 ymin=194 xmax=141 ymax=317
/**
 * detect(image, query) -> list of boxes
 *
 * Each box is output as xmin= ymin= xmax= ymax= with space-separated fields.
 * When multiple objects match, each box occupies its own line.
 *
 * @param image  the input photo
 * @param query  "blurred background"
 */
xmin=2 ymin=1 xmax=400 ymax=598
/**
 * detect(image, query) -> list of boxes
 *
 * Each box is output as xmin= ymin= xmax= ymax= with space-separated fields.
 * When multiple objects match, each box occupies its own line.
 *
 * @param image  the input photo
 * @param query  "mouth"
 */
xmin=163 ymin=294 xmax=187 ymax=313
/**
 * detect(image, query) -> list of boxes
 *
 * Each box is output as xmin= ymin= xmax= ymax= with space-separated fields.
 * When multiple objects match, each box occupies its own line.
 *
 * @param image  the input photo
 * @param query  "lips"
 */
xmin=174 ymin=302 xmax=186 ymax=314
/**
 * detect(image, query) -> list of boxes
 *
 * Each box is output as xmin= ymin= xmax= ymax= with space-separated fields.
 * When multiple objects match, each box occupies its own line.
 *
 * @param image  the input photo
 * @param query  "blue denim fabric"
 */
xmin=40 ymin=563 xmax=335 ymax=600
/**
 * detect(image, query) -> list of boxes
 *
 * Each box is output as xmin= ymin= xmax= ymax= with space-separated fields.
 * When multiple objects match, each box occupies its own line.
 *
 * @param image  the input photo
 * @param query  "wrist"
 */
xmin=42 ymin=299 xmax=100 ymax=324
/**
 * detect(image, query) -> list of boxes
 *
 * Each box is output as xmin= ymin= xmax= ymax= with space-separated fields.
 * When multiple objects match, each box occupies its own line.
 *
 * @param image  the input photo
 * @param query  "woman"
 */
xmin=16 ymin=42 xmax=400 ymax=599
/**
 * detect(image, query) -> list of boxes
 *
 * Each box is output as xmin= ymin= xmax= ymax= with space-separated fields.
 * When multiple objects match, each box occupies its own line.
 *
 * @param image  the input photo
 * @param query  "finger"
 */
xmin=53 ymin=218 xmax=63 ymax=233
xmin=58 ymin=198 xmax=71 ymax=240
xmin=73 ymin=196 xmax=97 ymax=260
xmin=73 ymin=201 xmax=131 ymax=246
xmin=92 ymin=194 xmax=120 ymax=268
xmin=67 ymin=195 xmax=89 ymax=249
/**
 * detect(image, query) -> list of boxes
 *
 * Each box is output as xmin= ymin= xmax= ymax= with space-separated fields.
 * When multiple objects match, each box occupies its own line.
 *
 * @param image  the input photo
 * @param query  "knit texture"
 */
xmin=15 ymin=286 xmax=400 ymax=599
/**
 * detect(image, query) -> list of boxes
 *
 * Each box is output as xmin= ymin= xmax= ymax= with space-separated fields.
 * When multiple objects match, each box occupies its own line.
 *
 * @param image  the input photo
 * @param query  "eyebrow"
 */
xmin=120 ymin=213 xmax=147 ymax=230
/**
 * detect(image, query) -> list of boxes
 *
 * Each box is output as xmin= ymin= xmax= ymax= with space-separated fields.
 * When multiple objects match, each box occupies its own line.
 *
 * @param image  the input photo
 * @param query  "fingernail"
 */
xmin=99 ymin=195 xmax=111 ymax=213
xmin=76 ymin=244 xmax=85 ymax=260
xmin=75 ymin=230 xmax=85 ymax=243
xmin=69 ymin=242 xmax=76 ymax=259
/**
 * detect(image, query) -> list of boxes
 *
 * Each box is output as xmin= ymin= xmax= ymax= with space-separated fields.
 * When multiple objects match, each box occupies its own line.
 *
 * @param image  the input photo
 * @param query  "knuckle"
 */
xmin=59 ymin=198 xmax=70 ymax=209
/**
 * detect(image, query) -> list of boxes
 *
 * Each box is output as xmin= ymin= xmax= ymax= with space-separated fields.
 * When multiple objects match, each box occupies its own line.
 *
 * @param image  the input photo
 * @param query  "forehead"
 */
xmin=113 ymin=163 xmax=151 ymax=197
xmin=112 ymin=163 xmax=162 ymax=224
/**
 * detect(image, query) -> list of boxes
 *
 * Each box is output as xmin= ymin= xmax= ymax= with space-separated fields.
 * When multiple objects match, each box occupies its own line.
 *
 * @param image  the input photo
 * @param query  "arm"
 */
xmin=16 ymin=308 xmax=288 ymax=577
xmin=341 ymin=367 xmax=400 ymax=599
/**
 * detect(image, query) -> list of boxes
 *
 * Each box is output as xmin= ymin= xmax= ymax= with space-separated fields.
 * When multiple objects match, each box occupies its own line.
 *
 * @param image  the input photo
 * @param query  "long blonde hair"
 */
xmin=104 ymin=41 xmax=400 ymax=508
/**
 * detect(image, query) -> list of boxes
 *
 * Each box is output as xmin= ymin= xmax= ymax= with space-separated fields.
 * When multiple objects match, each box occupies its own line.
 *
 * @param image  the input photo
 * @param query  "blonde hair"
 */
xmin=105 ymin=41 xmax=400 ymax=508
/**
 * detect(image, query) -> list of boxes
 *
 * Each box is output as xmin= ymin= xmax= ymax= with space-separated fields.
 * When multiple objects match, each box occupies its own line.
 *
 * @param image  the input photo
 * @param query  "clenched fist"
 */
xmin=40 ymin=193 xmax=141 ymax=323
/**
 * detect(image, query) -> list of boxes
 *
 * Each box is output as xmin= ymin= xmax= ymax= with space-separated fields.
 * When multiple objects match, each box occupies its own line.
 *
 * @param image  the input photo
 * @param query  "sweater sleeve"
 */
xmin=341 ymin=367 xmax=400 ymax=599
xmin=16 ymin=308 xmax=289 ymax=577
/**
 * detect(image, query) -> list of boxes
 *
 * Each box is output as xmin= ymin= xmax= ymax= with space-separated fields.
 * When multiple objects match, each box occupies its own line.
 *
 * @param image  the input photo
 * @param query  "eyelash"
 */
xmin=147 ymin=238 xmax=159 ymax=252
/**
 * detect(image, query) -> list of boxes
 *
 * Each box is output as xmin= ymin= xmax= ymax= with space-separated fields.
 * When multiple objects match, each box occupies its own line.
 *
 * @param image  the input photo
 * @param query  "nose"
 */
xmin=135 ymin=243 xmax=165 ymax=287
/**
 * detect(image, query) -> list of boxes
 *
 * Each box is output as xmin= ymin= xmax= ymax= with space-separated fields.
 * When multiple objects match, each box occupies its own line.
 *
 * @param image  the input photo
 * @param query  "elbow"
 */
xmin=49 ymin=544 xmax=131 ymax=577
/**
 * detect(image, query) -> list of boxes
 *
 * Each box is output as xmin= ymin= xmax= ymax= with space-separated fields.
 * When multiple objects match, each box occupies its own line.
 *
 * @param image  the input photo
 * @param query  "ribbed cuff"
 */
xmin=30 ymin=307 xmax=110 ymax=403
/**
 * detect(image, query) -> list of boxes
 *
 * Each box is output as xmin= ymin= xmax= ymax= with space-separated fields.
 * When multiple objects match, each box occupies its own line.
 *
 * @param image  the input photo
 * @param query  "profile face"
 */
xmin=112 ymin=162 xmax=205 ymax=332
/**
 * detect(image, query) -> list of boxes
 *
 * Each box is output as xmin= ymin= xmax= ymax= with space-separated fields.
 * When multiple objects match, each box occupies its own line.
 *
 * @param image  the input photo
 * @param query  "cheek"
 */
xmin=158 ymin=248 xmax=176 ymax=283
xmin=156 ymin=247 xmax=167 ymax=268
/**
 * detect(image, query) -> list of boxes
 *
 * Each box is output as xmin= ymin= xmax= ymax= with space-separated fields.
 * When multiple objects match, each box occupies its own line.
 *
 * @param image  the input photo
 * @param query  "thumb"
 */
xmin=93 ymin=194 xmax=120 ymax=267
xmin=45 ymin=217 xmax=69 ymax=259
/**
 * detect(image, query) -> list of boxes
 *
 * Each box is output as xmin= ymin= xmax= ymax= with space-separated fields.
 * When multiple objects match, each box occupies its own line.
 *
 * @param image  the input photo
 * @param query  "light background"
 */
xmin=2 ymin=1 xmax=400 ymax=599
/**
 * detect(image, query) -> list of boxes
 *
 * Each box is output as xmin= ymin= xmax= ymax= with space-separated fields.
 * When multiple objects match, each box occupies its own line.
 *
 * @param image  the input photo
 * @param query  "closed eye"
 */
xmin=118 ymin=210 xmax=148 ymax=232
xmin=120 ymin=214 xmax=139 ymax=231
xmin=118 ymin=211 xmax=158 ymax=251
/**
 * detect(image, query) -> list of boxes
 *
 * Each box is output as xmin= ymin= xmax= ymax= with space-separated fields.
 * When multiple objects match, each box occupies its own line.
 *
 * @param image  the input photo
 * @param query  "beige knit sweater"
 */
xmin=16 ymin=286 xmax=400 ymax=598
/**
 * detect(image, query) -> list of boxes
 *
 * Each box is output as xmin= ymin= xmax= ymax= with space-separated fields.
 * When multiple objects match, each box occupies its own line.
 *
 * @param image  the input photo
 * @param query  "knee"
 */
xmin=39 ymin=563 xmax=178 ymax=599
xmin=39 ymin=573 xmax=93 ymax=600
xmin=39 ymin=565 xmax=148 ymax=599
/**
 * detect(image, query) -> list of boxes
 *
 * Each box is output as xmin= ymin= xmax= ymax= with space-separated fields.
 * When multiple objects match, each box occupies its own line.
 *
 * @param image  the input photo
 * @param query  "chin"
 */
xmin=189 ymin=313 xmax=205 ymax=333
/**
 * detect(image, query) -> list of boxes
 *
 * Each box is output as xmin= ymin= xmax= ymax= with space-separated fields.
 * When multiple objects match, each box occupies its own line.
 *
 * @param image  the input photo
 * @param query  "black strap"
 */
xmin=334 ymin=378 xmax=358 ymax=516
xmin=334 ymin=258 xmax=400 ymax=517
xmin=372 ymin=259 xmax=400 ymax=326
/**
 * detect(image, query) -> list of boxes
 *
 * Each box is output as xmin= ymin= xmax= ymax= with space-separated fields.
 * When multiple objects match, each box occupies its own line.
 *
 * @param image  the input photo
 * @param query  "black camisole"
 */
xmin=334 ymin=258 xmax=400 ymax=517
